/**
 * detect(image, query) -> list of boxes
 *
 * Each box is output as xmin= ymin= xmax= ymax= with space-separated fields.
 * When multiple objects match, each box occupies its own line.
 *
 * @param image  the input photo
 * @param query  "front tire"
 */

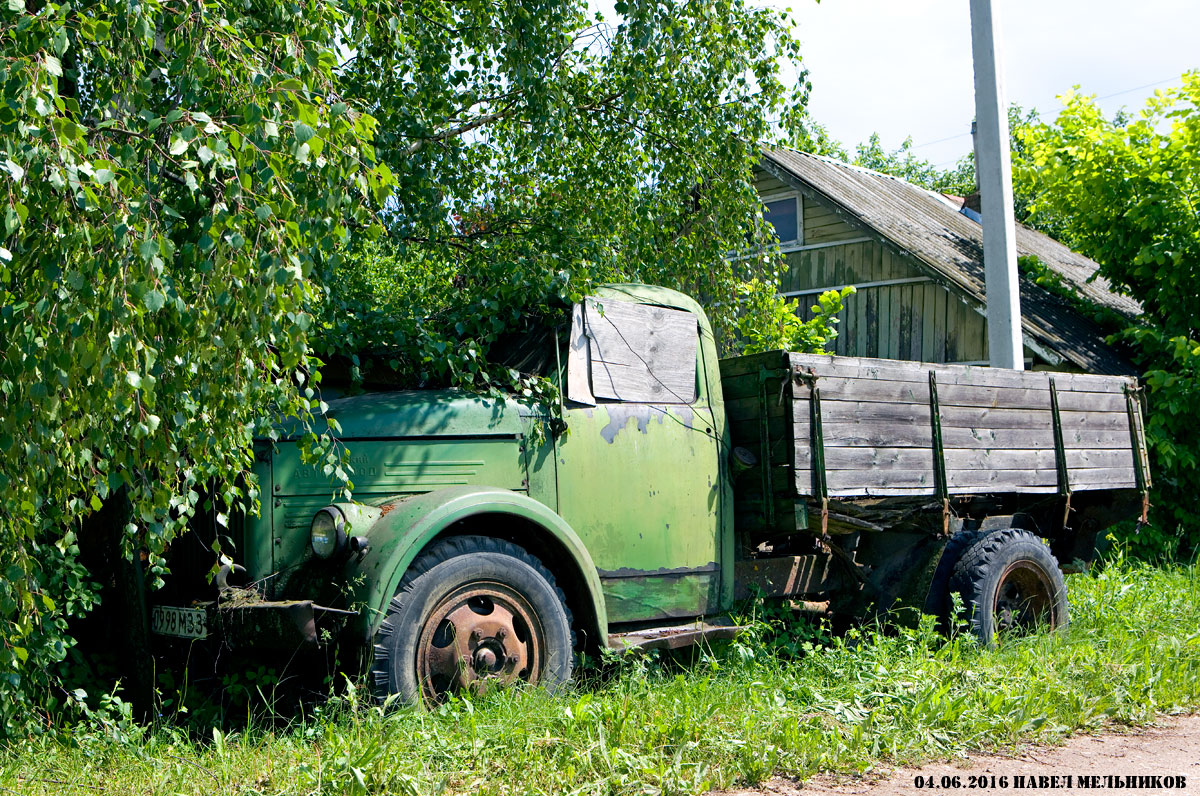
xmin=371 ymin=536 xmax=573 ymax=705
xmin=947 ymin=528 xmax=1068 ymax=645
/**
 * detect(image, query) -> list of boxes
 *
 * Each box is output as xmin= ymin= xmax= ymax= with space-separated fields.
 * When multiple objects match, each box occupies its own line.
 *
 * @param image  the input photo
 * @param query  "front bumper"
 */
xmin=152 ymin=599 xmax=358 ymax=649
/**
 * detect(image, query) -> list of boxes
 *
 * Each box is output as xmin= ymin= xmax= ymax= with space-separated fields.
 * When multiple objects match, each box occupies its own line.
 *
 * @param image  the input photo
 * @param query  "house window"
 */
xmin=761 ymin=193 xmax=801 ymax=245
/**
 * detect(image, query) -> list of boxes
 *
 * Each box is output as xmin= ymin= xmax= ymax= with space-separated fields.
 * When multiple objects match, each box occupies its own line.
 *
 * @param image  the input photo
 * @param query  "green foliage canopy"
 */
xmin=321 ymin=0 xmax=809 ymax=390
xmin=852 ymin=133 xmax=975 ymax=196
xmin=1016 ymin=73 xmax=1200 ymax=554
xmin=0 ymin=0 xmax=392 ymax=730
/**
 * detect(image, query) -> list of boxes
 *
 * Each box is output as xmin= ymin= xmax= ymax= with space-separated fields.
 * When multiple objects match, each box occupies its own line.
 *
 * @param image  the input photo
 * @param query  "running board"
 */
xmin=607 ymin=619 xmax=742 ymax=652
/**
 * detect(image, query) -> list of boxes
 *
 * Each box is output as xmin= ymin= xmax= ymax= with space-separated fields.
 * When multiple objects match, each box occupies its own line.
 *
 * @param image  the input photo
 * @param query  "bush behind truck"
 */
xmin=150 ymin=285 xmax=1151 ymax=704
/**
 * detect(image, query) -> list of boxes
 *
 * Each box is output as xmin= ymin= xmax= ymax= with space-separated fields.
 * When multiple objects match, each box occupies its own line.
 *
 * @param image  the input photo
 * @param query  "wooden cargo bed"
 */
xmin=721 ymin=351 xmax=1151 ymax=535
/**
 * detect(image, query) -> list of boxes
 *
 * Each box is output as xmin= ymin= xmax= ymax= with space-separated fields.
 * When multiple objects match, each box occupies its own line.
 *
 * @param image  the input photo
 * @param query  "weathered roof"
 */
xmin=761 ymin=147 xmax=1141 ymax=375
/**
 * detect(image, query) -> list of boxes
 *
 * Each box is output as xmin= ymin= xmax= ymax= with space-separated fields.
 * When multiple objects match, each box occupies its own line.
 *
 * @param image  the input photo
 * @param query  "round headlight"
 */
xmin=311 ymin=506 xmax=346 ymax=558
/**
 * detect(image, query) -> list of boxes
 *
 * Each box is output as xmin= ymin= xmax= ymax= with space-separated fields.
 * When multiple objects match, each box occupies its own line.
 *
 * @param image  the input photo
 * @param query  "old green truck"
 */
xmin=152 ymin=284 xmax=1150 ymax=704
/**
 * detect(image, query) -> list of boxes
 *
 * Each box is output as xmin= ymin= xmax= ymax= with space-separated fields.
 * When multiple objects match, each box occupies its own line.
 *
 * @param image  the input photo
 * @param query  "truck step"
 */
xmin=607 ymin=619 xmax=742 ymax=652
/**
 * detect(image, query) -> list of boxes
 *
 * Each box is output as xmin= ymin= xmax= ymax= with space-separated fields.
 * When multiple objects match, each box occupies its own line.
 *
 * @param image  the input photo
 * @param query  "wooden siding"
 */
xmin=755 ymin=171 xmax=791 ymax=195
xmin=783 ymin=240 xmax=989 ymax=364
xmin=802 ymin=200 xmax=859 ymax=245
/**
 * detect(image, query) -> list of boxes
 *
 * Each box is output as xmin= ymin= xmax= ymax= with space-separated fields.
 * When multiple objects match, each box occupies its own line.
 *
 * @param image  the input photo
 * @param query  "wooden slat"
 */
xmin=718 ymin=350 xmax=788 ymax=379
xmin=947 ymin=448 xmax=1056 ymax=471
xmin=887 ymin=285 xmax=903 ymax=359
xmin=721 ymin=373 xmax=770 ymax=401
xmin=824 ymin=446 xmax=933 ymax=471
xmin=827 ymin=469 xmax=934 ymax=490
xmin=1053 ymin=392 xmax=1128 ymax=412
xmin=940 ymin=406 xmax=1126 ymax=431
xmin=1062 ymin=428 xmax=1132 ymax=450
xmin=754 ymin=171 xmax=789 ymax=193
xmin=815 ymin=448 xmax=1137 ymax=473
xmin=947 ymin=468 xmax=1058 ymax=488
xmin=808 ymin=377 xmax=930 ymax=404
xmin=726 ymin=394 xmax=792 ymax=423
xmin=1066 ymin=448 xmax=1136 ymax=469
xmin=818 ymin=400 xmax=926 ymax=424
xmin=797 ymin=377 xmax=1128 ymax=412
xmin=809 ymin=401 xmax=1131 ymax=436
xmin=854 ymin=246 xmax=870 ymax=356
xmin=1067 ymin=467 xmax=1139 ymax=488
xmin=829 ymin=485 xmax=939 ymax=497
xmin=919 ymin=283 xmax=935 ymax=362
xmin=932 ymin=287 xmax=947 ymax=363
xmin=585 ymin=298 xmax=697 ymax=403
xmin=809 ymin=421 xmax=933 ymax=448
xmin=878 ymin=279 xmax=892 ymax=359
xmin=784 ymin=352 xmax=1132 ymax=393
xmin=817 ymin=446 xmax=1129 ymax=475
xmin=808 ymin=421 xmax=1059 ymax=450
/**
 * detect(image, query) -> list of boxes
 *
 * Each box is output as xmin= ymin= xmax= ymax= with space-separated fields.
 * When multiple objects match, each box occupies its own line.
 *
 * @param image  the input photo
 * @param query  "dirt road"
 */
xmin=724 ymin=714 xmax=1200 ymax=796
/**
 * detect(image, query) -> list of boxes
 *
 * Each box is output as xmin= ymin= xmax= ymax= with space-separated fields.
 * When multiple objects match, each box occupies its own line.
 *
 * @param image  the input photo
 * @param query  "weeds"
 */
xmin=2 ymin=559 xmax=1198 ymax=795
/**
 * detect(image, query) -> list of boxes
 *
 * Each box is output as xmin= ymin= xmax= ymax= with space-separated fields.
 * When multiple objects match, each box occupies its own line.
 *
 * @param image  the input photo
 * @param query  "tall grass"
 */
xmin=3 ymin=558 xmax=1199 ymax=795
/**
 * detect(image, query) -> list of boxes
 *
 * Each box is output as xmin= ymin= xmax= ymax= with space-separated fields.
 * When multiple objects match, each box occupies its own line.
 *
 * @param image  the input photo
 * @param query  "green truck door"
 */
xmin=555 ymin=293 xmax=722 ymax=624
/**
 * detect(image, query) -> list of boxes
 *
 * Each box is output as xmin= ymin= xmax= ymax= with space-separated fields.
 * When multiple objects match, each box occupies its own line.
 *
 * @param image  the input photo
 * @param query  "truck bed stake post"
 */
xmin=757 ymin=368 xmax=778 ymax=528
xmin=1049 ymin=377 xmax=1073 ymax=530
xmin=928 ymin=371 xmax=950 ymax=536
xmin=808 ymin=373 xmax=829 ymax=536
xmin=1124 ymin=383 xmax=1152 ymax=524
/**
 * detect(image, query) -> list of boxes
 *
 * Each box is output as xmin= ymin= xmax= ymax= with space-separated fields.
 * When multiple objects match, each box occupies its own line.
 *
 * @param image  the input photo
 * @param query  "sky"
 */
xmin=588 ymin=0 xmax=1200 ymax=169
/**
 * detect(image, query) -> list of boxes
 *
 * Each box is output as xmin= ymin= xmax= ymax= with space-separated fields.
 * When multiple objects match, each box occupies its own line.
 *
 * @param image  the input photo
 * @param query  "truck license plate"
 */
xmin=151 ymin=605 xmax=208 ymax=639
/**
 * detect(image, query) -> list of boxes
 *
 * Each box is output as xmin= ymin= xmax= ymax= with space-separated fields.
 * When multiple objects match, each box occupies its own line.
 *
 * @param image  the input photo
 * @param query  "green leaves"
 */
xmin=0 ymin=0 xmax=393 ymax=734
xmin=142 ymin=290 xmax=166 ymax=313
xmin=735 ymin=280 xmax=854 ymax=355
xmin=1014 ymin=72 xmax=1200 ymax=556
xmin=324 ymin=0 xmax=808 ymax=394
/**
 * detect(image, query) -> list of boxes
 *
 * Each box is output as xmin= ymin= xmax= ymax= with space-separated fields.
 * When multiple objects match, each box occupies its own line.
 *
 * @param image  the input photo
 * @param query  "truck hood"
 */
xmin=299 ymin=389 xmax=536 ymax=440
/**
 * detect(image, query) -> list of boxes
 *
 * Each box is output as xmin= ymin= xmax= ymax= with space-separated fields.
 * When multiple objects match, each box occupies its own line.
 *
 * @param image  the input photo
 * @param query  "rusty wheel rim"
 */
xmin=416 ymin=581 xmax=544 ymax=704
xmin=993 ymin=561 xmax=1056 ymax=636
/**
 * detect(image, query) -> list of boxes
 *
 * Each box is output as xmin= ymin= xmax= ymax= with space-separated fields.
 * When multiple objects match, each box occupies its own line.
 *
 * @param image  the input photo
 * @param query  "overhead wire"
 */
xmin=908 ymin=73 xmax=1187 ymax=159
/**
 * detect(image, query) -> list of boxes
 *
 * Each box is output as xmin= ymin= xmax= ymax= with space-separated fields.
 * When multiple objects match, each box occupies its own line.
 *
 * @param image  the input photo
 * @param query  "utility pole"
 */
xmin=969 ymin=0 xmax=1024 ymax=370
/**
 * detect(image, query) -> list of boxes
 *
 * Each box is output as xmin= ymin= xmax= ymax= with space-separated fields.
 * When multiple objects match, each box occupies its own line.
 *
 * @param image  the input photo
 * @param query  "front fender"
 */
xmin=346 ymin=485 xmax=608 ymax=643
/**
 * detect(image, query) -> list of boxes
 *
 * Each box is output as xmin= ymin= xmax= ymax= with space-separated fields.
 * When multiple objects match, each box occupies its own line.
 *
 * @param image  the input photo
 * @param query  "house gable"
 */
xmin=754 ymin=149 xmax=1137 ymax=375
xmin=754 ymin=163 xmax=994 ymax=365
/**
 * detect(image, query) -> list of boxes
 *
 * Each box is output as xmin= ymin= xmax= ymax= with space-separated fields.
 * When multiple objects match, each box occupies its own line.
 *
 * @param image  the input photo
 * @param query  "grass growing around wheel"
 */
xmin=4 ymin=558 xmax=1200 ymax=795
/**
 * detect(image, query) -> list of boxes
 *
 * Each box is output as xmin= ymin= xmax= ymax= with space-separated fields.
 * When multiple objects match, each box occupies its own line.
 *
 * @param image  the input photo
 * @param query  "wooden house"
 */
xmin=756 ymin=148 xmax=1141 ymax=375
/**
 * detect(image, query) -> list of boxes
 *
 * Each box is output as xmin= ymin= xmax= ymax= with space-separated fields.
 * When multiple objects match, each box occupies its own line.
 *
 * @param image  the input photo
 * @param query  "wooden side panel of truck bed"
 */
xmin=721 ymin=351 xmax=1151 ymax=503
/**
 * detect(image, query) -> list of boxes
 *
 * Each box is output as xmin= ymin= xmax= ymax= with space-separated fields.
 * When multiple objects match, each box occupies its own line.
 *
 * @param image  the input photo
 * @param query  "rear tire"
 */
xmin=946 ymin=528 xmax=1068 ymax=645
xmin=371 ymin=536 xmax=573 ymax=705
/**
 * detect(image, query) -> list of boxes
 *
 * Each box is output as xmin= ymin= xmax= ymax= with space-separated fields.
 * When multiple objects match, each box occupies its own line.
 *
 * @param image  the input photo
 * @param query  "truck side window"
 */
xmin=566 ymin=297 xmax=698 ymax=405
